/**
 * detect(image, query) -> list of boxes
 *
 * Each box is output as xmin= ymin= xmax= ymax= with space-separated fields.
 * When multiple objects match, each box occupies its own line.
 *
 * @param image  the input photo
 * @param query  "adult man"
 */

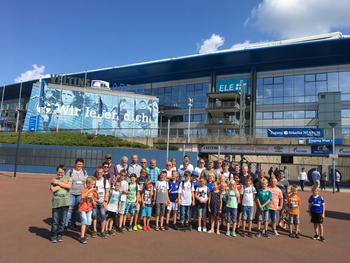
xmin=253 ymin=170 xmax=268 ymax=191
xmin=65 ymin=158 xmax=88 ymax=229
xmin=117 ymin=156 xmax=129 ymax=181
xmin=239 ymin=164 xmax=251 ymax=185
xmin=200 ymin=161 xmax=218 ymax=181
xmin=127 ymin=154 xmax=142 ymax=178
xmin=146 ymin=159 xmax=161 ymax=184
xmin=178 ymin=160 xmax=193 ymax=180
xmin=298 ymin=167 xmax=307 ymax=191
xmin=195 ymin=159 xmax=206 ymax=175
xmin=179 ymin=155 xmax=194 ymax=171
xmin=140 ymin=158 xmax=148 ymax=169
xmin=103 ymin=154 xmax=118 ymax=185
xmin=312 ymin=167 xmax=320 ymax=187
xmin=320 ymin=170 xmax=327 ymax=190
xmin=163 ymin=161 xmax=173 ymax=180
xmin=283 ymin=166 xmax=289 ymax=181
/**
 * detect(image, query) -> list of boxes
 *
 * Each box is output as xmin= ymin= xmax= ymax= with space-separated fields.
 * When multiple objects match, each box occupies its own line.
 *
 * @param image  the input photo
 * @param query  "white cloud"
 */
xmin=197 ymin=34 xmax=225 ymax=54
xmin=14 ymin=64 xmax=50 ymax=83
xmin=246 ymin=0 xmax=350 ymax=39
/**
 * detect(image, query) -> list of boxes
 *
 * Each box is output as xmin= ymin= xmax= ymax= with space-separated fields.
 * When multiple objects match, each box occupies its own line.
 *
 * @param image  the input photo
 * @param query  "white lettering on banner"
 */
xmin=57 ymin=105 xmax=80 ymax=116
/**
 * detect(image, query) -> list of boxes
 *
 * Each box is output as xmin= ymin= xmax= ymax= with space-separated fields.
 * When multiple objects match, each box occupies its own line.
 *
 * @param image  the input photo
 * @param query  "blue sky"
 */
xmin=1 ymin=0 xmax=350 ymax=85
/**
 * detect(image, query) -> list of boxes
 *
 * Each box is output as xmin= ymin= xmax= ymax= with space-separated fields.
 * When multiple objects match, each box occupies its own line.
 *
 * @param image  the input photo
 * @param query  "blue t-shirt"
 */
xmin=168 ymin=180 xmax=180 ymax=202
xmin=207 ymin=182 xmax=213 ymax=192
xmin=308 ymin=195 xmax=325 ymax=214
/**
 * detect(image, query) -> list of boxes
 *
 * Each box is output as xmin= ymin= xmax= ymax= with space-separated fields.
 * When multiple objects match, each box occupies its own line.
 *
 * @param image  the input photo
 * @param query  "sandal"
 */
xmin=155 ymin=226 xmax=159 ymax=231
xmin=160 ymin=226 xmax=165 ymax=231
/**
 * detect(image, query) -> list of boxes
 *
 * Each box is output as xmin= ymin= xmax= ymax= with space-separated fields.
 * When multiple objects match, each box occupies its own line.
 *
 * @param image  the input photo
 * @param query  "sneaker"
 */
xmin=256 ymin=230 xmax=261 ymax=238
xmin=312 ymin=234 xmax=320 ymax=240
xmin=128 ymin=227 xmax=133 ymax=232
xmin=173 ymin=224 xmax=179 ymax=231
xmin=84 ymin=234 xmax=89 ymax=240
xmin=289 ymin=233 xmax=295 ymax=238
xmin=226 ymin=230 xmax=230 ymax=236
xmin=91 ymin=231 xmax=97 ymax=238
xmin=241 ymin=231 xmax=245 ymax=237
xmin=198 ymin=227 xmax=202 ymax=232
xmin=248 ymin=232 xmax=253 ymax=238
xmin=231 ymin=231 xmax=236 ymax=237
xmin=264 ymin=232 xmax=270 ymax=239
xmin=187 ymin=224 xmax=192 ymax=231
xmin=108 ymin=229 xmax=115 ymax=236
xmin=101 ymin=231 xmax=107 ymax=239
xmin=235 ymin=227 xmax=241 ymax=234
xmin=295 ymin=233 xmax=300 ymax=239
xmin=208 ymin=229 xmax=214 ymax=234
xmin=70 ymin=223 xmax=77 ymax=230
xmin=202 ymin=227 xmax=207 ymax=233
xmin=120 ymin=227 xmax=125 ymax=234
xmin=79 ymin=237 xmax=87 ymax=244
xmin=51 ymin=237 xmax=57 ymax=243
xmin=164 ymin=224 xmax=169 ymax=230
xmin=57 ymin=235 xmax=62 ymax=242
xmin=147 ymin=225 xmax=151 ymax=231
xmin=137 ymin=224 xmax=142 ymax=230
xmin=133 ymin=225 xmax=138 ymax=231
xmin=320 ymin=236 xmax=326 ymax=243
xmin=273 ymin=229 xmax=280 ymax=237
xmin=143 ymin=226 xmax=148 ymax=231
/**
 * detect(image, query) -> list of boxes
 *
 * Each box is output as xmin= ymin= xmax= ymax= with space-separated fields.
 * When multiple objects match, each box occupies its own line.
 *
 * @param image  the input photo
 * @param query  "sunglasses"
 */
xmin=103 ymin=166 xmax=109 ymax=168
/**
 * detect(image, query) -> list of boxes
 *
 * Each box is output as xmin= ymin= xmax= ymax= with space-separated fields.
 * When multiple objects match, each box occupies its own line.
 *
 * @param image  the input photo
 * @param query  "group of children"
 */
xmin=50 ymin=165 xmax=327 ymax=244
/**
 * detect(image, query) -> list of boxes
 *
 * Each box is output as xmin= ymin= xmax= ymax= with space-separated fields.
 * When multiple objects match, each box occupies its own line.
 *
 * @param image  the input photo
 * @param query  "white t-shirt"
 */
xmin=298 ymin=171 xmax=307 ymax=181
xmin=195 ymin=167 xmax=205 ymax=175
xmin=222 ymin=171 xmax=232 ymax=182
xmin=95 ymin=178 xmax=110 ymax=203
xmin=196 ymin=186 xmax=209 ymax=202
xmin=107 ymin=189 xmax=121 ymax=212
xmin=240 ymin=185 xmax=257 ymax=206
xmin=178 ymin=180 xmax=194 ymax=206
xmin=120 ymin=180 xmax=129 ymax=202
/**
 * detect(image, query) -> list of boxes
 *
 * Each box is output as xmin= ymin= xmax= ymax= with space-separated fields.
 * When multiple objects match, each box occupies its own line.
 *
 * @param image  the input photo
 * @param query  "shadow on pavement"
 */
xmin=326 ymin=210 xmax=350 ymax=221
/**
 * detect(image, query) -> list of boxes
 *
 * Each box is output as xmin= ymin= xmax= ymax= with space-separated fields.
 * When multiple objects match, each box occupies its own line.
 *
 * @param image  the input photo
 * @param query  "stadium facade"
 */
xmin=1 ymin=32 xmax=350 ymax=147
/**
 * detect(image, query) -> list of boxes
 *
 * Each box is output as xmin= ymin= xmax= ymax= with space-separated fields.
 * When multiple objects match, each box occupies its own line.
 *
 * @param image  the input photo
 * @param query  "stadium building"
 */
xmin=1 ymin=32 xmax=350 ymax=165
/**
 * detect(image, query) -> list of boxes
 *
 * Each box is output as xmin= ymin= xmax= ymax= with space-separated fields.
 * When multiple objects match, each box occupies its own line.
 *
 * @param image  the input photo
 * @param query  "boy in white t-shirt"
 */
xmin=195 ymin=177 xmax=209 ymax=232
xmin=153 ymin=171 xmax=170 ymax=231
xmin=240 ymin=176 xmax=257 ymax=238
xmin=118 ymin=169 xmax=129 ymax=233
xmin=177 ymin=171 xmax=195 ymax=231
xmin=106 ymin=181 xmax=121 ymax=236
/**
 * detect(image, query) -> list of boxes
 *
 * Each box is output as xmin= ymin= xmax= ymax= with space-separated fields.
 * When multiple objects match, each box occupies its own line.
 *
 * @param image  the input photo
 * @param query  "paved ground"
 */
xmin=1 ymin=171 xmax=349 ymax=263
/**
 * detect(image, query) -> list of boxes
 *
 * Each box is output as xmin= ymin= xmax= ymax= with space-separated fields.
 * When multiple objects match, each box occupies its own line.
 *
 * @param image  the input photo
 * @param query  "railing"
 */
xmin=205 ymin=118 xmax=239 ymax=125
xmin=206 ymin=101 xmax=240 ymax=109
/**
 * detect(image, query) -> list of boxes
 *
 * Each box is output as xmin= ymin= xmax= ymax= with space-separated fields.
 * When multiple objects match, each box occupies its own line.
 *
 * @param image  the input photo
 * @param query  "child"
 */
xmin=141 ymin=179 xmax=154 ymax=231
xmin=220 ymin=181 xmax=227 ymax=230
xmin=309 ymin=185 xmax=326 ymax=242
xmin=268 ymin=177 xmax=283 ymax=237
xmin=133 ymin=168 xmax=147 ymax=230
xmin=287 ymin=185 xmax=301 ymax=239
xmin=78 ymin=176 xmax=98 ymax=244
xmin=190 ymin=171 xmax=200 ymax=228
xmin=124 ymin=173 xmax=140 ymax=231
xmin=195 ymin=177 xmax=209 ymax=232
xmin=118 ymin=169 xmax=129 ymax=233
xmin=255 ymin=178 xmax=272 ymax=238
xmin=225 ymin=180 xmax=240 ymax=237
xmin=234 ymin=175 xmax=242 ymax=234
xmin=177 ymin=170 xmax=195 ymax=231
xmin=106 ymin=181 xmax=121 ymax=236
xmin=221 ymin=162 xmax=233 ymax=182
xmin=208 ymin=181 xmax=222 ymax=234
xmin=154 ymin=171 xmax=170 ymax=231
xmin=240 ymin=176 xmax=257 ymax=238
xmin=50 ymin=165 xmax=72 ymax=243
xmin=207 ymin=173 xmax=214 ymax=192
xmin=166 ymin=170 xmax=180 ymax=230
xmin=280 ymin=185 xmax=291 ymax=230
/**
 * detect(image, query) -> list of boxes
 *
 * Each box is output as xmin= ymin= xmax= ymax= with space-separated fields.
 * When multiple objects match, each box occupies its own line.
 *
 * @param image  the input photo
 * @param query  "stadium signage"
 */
xmin=267 ymin=128 xmax=324 ymax=138
xmin=216 ymin=78 xmax=248 ymax=93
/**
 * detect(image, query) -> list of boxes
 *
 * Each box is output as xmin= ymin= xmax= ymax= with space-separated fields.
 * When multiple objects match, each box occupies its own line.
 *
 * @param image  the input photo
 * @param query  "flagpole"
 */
xmin=15 ymin=80 xmax=23 ymax=132
xmin=81 ymin=70 xmax=87 ymax=133
xmin=1 ymin=82 xmax=5 ymax=131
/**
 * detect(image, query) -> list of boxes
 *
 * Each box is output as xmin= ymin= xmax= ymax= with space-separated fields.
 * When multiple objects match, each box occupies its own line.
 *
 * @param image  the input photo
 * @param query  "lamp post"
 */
xmin=14 ymin=109 xmax=26 ymax=178
xmin=187 ymin=97 xmax=193 ymax=144
xmin=328 ymin=122 xmax=337 ymax=194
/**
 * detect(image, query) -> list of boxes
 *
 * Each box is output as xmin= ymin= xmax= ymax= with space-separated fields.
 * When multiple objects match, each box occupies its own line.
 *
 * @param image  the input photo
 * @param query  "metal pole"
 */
xmin=187 ymin=97 xmax=193 ymax=144
xmin=332 ymin=126 xmax=336 ymax=194
xmin=166 ymin=119 xmax=170 ymax=163
xmin=56 ymin=113 xmax=60 ymax=132
xmin=14 ymin=109 xmax=26 ymax=178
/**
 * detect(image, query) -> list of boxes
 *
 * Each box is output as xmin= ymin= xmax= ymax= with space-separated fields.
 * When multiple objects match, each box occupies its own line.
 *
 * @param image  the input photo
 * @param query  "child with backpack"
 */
xmin=177 ymin=170 xmax=195 ymax=231
xmin=195 ymin=177 xmax=209 ymax=232
xmin=154 ymin=171 xmax=170 ymax=231
xmin=124 ymin=173 xmax=140 ymax=232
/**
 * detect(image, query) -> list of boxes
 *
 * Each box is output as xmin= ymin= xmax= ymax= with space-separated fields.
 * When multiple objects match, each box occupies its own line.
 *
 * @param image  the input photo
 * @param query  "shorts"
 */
xmin=289 ymin=214 xmax=299 ymax=224
xmin=92 ymin=203 xmax=107 ymax=220
xmin=197 ymin=203 xmax=207 ymax=218
xmin=79 ymin=210 xmax=92 ymax=225
xmin=269 ymin=209 xmax=279 ymax=223
xmin=237 ymin=203 xmax=242 ymax=213
xmin=167 ymin=202 xmax=178 ymax=211
xmin=125 ymin=202 xmax=136 ymax=215
xmin=119 ymin=201 xmax=126 ymax=215
xmin=156 ymin=203 xmax=166 ymax=216
xmin=106 ymin=211 xmax=117 ymax=219
xmin=310 ymin=213 xmax=323 ymax=224
xmin=226 ymin=207 xmax=237 ymax=223
xmin=241 ymin=206 xmax=254 ymax=221
xmin=256 ymin=209 xmax=269 ymax=222
xmin=141 ymin=206 xmax=152 ymax=217
xmin=135 ymin=203 xmax=141 ymax=211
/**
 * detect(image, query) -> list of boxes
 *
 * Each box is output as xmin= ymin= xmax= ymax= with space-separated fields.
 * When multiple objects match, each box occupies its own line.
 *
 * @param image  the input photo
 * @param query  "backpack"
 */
xmin=181 ymin=180 xmax=193 ymax=189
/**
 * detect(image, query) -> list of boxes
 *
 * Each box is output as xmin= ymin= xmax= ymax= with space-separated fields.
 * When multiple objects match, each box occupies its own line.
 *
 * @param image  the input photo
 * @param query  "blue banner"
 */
xmin=267 ymin=128 xmax=324 ymax=138
xmin=216 ymin=78 xmax=248 ymax=93
xmin=306 ymin=138 xmax=342 ymax=145
xmin=311 ymin=145 xmax=332 ymax=155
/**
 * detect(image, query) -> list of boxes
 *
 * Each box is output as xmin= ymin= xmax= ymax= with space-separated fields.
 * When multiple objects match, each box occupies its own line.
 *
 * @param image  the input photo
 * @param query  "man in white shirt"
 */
xmin=298 ymin=167 xmax=307 ymax=191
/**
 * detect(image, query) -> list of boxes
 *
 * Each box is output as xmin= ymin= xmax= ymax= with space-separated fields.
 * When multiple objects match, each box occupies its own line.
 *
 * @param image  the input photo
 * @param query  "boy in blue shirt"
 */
xmin=166 ymin=170 xmax=180 ymax=230
xmin=308 ymin=185 xmax=326 ymax=242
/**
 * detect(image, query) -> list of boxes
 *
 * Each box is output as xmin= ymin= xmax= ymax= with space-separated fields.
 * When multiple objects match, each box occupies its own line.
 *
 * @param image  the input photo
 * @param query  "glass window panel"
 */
xmin=256 ymin=112 xmax=263 ymax=120
xmin=327 ymin=72 xmax=339 ymax=91
xmin=273 ymin=84 xmax=283 ymax=97
xmin=263 ymin=112 xmax=272 ymax=119
xmin=305 ymin=82 xmax=315 ymax=96
xmin=164 ymin=87 xmax=171 ymax=93
xmin=273 ymin=112 xmax=283 ymax=119
xmin=195 ymin=83 xmax=203 ymax=90
xmin=284 ymin=97 xmax=293 ymax=103
xmin=158 ymin=87 xmax=164 ymax=94
xmin=294 ymin=111 xmax=304 ymax=118
xmin=305 ymin=96 xmax=316 ymax=102
xmin=284 ymin=111 xmax=293 ymax=119
xmin=339 ymin=72 xmax=350 ymax=91
xmin=305 ymin=74 xmax=315 ymax=82
xmin=316 ymin=82 xmax=327 ymax=94
xmin=264 ymin=87 xmax=273 ymax=97
xmin=186 ymin=84 xmax=194 ymax=91
xmin=306 ymin=111 xmax=316 ymax=118
xmin=273 ymin=97 xmax=283 ymax=104
xmin=316 ymin=73 xmax=327 ymax=81
xmin=256 ymin=98 xmax=263 ymax=105
xmin=274 ymin=77 xmax=283 ymax=84
xmin=341 ymin=93 xmax=350 ymax=101
xmin=263 ymin=78 xmax=273 ymax=85
xmin=264 ymin=97 xmax=273 ymax=104
xmin=341 ymin=109 xmax=350 ymax=118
